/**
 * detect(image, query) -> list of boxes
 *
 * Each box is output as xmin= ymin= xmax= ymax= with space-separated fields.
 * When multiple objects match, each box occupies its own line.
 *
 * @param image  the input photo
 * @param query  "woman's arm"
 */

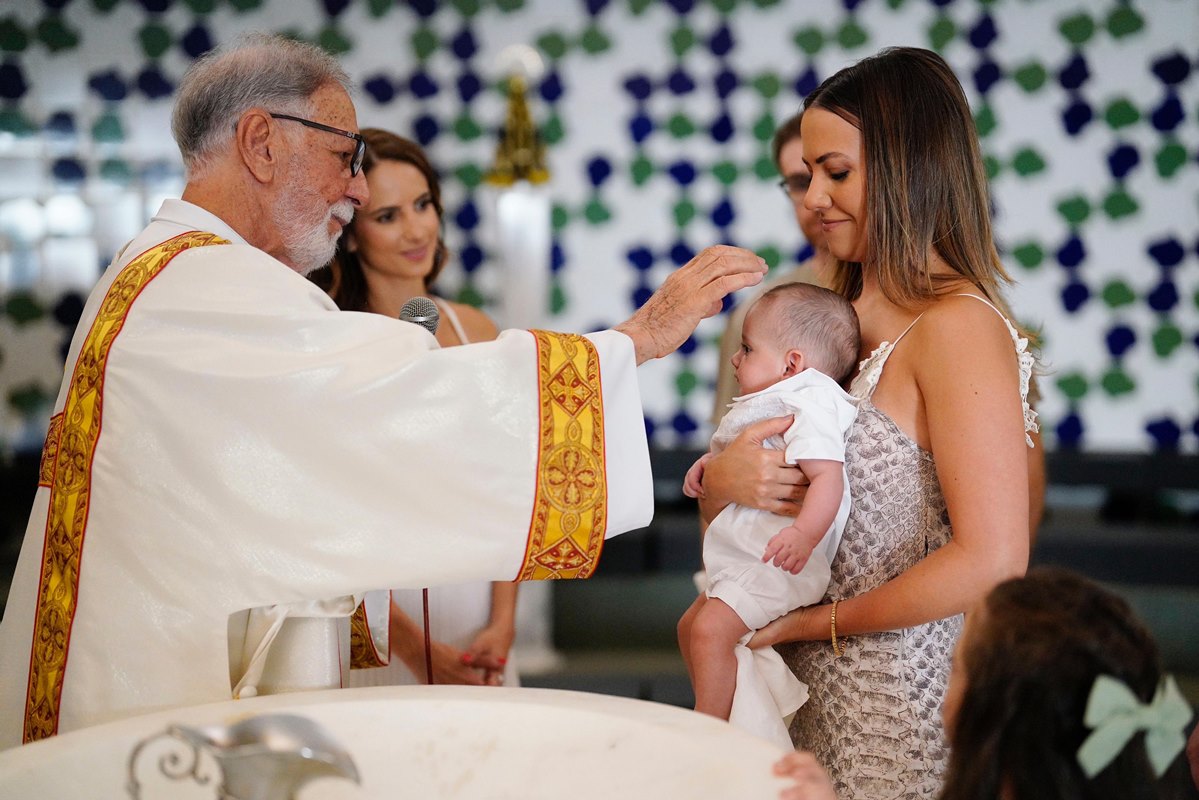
xmin=752 ymin=300 xmax=1030 ymax=645
xmin=699 ymin=416 xmax=808 ymax=524
xmin=388 ymin=598 xmax=488 ymax=685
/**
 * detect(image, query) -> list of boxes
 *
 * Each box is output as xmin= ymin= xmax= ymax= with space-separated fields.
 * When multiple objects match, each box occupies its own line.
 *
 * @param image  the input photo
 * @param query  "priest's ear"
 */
xmin=783 ymin=348 xmax=806 ymax=378
xmin=236 ymin=108 xmax=284 ymax=184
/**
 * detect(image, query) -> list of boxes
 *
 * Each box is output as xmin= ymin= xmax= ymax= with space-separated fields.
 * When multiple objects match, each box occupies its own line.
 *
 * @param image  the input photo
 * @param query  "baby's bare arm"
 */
xmin=762 ymin=458 xmax=842 ymax=574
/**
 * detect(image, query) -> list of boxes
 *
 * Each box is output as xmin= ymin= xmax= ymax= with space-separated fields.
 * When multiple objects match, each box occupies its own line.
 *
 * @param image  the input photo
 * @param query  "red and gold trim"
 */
xmin=37 ymin=413 xmax=63 ymax=488
xmin=23 ymin=231 xmax=228 ymax=743
xmin=349 ymin=600 xmax=387 ymax=669
xmin=518 ymin=331 xmax=608 ymax=581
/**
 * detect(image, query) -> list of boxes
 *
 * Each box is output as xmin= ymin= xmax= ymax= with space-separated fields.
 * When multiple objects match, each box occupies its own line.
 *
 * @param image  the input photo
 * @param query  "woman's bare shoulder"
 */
xmin=444 ymin=299 xmax=499 ymax=342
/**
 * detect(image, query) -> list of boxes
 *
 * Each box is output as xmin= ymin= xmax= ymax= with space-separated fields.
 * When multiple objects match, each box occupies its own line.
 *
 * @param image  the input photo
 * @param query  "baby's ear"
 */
xmin=783 ymin=349 xmax=805 ymax=377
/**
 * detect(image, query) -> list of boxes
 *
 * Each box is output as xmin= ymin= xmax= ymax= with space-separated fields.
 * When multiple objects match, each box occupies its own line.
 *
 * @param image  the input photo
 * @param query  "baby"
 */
xmin=679 ymin=282 xmax=859 ymax=744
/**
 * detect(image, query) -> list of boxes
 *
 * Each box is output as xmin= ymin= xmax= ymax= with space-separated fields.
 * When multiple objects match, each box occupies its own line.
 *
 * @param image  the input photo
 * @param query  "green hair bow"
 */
xmin=1076 ymin=673 xmax=1193 ymax=778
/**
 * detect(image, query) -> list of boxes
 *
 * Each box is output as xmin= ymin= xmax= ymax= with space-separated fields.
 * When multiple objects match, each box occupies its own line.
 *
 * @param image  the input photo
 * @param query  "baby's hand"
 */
xmin=762 ymin=524 xmax=818 ymax=574
xmin=682 ymin=453 xmax=713 ymax=499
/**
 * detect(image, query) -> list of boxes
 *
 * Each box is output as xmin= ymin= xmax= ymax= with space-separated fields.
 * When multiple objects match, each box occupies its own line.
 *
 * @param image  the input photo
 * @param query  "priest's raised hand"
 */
xmin=616 ymin=245 xmax=767 ymax=365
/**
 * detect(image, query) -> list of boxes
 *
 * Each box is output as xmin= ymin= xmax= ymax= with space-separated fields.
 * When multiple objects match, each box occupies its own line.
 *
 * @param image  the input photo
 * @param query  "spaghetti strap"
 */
xmin=433 ymin=298 xmax=472 ymax=345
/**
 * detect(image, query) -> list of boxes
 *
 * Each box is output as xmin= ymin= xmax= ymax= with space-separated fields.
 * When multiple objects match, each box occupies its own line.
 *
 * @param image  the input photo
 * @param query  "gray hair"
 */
xmin=172 ymin=33 xmax=352 ymax=176
xmin=756 ymin=282 xmax=861 ymax=384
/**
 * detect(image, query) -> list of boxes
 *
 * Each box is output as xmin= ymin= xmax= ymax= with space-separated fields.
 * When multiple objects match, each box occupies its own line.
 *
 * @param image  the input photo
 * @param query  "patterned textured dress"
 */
xmin=776 ymin=295 xmax=1037 ymax=800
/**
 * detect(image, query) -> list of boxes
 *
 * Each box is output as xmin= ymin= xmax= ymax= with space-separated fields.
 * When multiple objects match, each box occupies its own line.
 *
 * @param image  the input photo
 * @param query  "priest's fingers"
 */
xmin=614 ymin=246 xmax=766 ymax=364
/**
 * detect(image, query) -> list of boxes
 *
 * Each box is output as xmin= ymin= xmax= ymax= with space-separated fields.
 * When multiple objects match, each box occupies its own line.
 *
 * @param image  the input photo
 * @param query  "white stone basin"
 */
xmin=0 ymin=686 xmax=790 ymax=798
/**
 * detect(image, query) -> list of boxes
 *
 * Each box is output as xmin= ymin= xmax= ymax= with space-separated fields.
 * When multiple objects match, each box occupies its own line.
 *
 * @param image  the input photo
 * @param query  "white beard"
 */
xmin=274 ymin=170 xmax=355 ymax=275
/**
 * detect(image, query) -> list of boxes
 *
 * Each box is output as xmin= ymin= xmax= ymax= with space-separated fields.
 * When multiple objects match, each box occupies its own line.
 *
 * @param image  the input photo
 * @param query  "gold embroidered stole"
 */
xmin=26 ymin=231 xmax=229 ymax=743
xmin=519 ymin=331 xmax=608 ymax=580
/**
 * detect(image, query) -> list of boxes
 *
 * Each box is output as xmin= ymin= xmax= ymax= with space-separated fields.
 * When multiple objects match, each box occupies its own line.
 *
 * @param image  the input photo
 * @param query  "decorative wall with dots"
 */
xmin=0 ymin=0 xmax=1195 ymax=456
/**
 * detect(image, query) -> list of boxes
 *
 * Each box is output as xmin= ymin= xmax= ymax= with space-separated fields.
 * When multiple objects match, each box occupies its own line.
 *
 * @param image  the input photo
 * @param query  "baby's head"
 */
xmin=732 ymin=283 xmax=860 ymax=394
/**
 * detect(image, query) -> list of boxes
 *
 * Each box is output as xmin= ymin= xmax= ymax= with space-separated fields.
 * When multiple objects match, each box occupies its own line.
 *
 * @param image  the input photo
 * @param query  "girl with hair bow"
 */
xmin=776 ymin=567 xmax=1195 ymax=800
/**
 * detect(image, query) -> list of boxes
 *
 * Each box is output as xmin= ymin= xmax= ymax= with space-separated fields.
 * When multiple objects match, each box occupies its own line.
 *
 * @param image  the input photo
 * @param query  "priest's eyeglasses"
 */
xmin=270 ymin=113 xmax=366 ymax=177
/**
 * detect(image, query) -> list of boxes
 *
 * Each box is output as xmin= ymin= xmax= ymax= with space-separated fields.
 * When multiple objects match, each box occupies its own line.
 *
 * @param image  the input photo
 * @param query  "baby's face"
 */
xmin=731 ymin=303 xmax=792 ymax=395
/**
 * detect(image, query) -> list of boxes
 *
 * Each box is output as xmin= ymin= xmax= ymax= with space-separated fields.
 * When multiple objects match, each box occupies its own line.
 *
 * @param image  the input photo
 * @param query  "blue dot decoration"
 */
xmin=136 ymin=66 xmax=173 ymax=99
xmin=1106 ymin=143 xmax=1139 ymax=179
xmin=1056 ymin=235 xmax=1086 ymax=268
xmin=363 ymin=75 xmax=395 ymax=103
xmin=455 ymin=199 xmax=480 ymax=231
xmin=1148 ymin=238 xmax=1184 ymax=267
xmin=710 ymin=198 xmax=734 ymax=227
xmin=678 ymin=335 xmax=698 ymax=356
xmin=1061 ymin=98 xmax=1093 ymax=135
xmin=137 ymin=0 xmax=171 ymax=13
xmin=973 ymin=58 xmax=1001 ymax=95
xmin=86 ymin=70 xmax=125 ymax=102
xmin=795 ymin=66 xmax=820 ymax=98
xmin=629 ymin=113 xmax=654 ymax=143
xmin=666 ymin=0 xmax=695 ymax=13
xmin=457 ymin=72 xmax=482 ymax=102
xmin=714 ymin=68 xmax=738 ymax=99
xmin=670 ymin=241 xmax=696 ymax=266
xmin=671 ymin=410 xmax=698 ymax=436
xmin=0 ymin=63 xmax=29 ymax=100
xmin=708 ymin=25 xmax=734 ymax=57
xmin=52 ymin=292 xmax=85 ymax=326
xmin=1151 ymin=52 xmax=1190 ymax=86
xmin=1061 ymin=281 xmax=1089 ymax=312
xmin=795 ymin=243 xmax=815 ymax=264
xmin=1056 ymin=412 xmax=1084 ymax=447
xmin=1150 ymin=93 xmax=1183 ymax=132
xmin=1105 ymin=324 xmax=1136 ymax=357
xmin=1058 ymin=53 xmax=1090 ymax=90
xmin=969 ymin=14 xmax=997 ymax=49
xmin=52 ymin=157 xmax=86 ymax=182
xmin=44 ymin=0 xmax=71 ymax=9
xmin=643 ymin=415 xmax=656 ymax=442
xmin=409 ymin=0 xmax=438 ymax=18
xmin=843 ymin=0 xmax=867 ymax=9
xmin=550 ymin=241 xmax=565 ymax=273
xmin=322 ymin=0 xmax=351 ymax=16
xmin=632 ymin=285 xmax=654 ymax=307
xmin=623 ymin=74 xmax=653 ymax=101
xmin=181 ymin=24 xmax=214 ymax=58
xmin=585 ymin=0 xmax=610 ymax=14
xmin=1147 ymin=280 xmax=1178 ymax=312
xmin=539 ymin=72 xmax=564 ymax=103
xmin=409 ymin=71 xmax=439 ymax=99
xmin=451 ymin=28 xmax=477 ymax=60
xmin=587 ymin=156 xmax=612 ymax=186
xmin=44 ymin=111 xmax=75 ymax=136
xmin=626 ymin=246 xmax=655 ymax=271
xmin=709 ymin=113 xmax=734 ymax=143
xmin=1146 ymin=417 xmax=1181 ymax=448
xmin=929 ymin=0 xmax=955 ymax=6
xmin=667 ymin=68 xmax=696 ymax=95
xmin=460 ymin=243 xmax=484 ymax=272
xmin=413 ymin=115 xmax=439 ymax=145
xmin=720 ymin=293 xmax=735 ymax=313
xmin=668 ymin=160 xmax=697 ymax=186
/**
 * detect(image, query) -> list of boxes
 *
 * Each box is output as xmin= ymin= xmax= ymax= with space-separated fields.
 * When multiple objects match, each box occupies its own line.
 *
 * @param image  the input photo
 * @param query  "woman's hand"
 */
xmin=396 ymin=638 xmax=487 ymax=686
xmin=463 ymin=623 xmax=515 ymax=686
xmin=748 ymin=604 xmax=821 ymax=649
xmin=700 ymin=416 xmax=808 ymax=521
xmin=774 ymin=752 xmax=837 ymax=800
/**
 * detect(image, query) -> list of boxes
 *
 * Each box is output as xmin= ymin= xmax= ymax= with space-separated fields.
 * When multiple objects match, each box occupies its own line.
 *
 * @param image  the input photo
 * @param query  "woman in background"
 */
xmin=310 ymin=128 xmax=518 ymax=688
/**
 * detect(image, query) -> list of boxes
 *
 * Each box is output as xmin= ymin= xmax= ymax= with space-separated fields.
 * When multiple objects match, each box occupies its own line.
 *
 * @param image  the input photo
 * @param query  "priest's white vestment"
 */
xmin=0 ymin=200 xmax=652 ymax=749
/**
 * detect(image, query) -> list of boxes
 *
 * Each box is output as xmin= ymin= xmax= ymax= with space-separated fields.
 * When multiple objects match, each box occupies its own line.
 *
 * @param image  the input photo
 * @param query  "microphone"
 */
xmin=399 ymin=296 xmax=440 ymax=336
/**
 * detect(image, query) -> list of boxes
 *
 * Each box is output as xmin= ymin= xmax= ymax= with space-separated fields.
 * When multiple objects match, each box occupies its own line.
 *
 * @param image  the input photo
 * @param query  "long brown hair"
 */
xmin=309 ymin=128 xmax=449 ymax=311
xmin=941 ymin=568 xmax=1189 ymax=800
xmin=804 ymin=47 xmax=1017 ymax=321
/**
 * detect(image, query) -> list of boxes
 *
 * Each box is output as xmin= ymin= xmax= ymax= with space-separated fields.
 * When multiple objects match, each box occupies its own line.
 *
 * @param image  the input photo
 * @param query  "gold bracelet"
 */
xmin=830 ymin=600 xmax=845 ymax=658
